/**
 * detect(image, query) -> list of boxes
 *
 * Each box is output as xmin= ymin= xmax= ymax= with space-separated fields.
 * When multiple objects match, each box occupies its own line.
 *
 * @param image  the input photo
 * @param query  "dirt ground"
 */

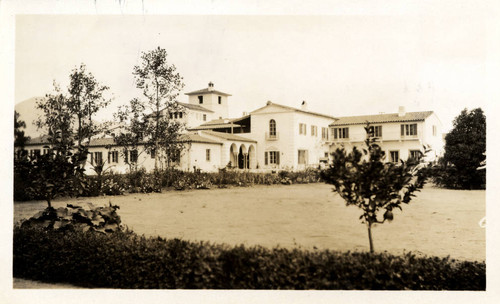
xmin=14 ymin=183 xmax=486 ymax=262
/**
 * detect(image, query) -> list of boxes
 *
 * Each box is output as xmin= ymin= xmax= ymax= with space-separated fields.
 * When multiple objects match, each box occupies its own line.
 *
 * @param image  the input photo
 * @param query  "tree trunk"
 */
xmin=367 ymin=221 xmax=374 ymax=253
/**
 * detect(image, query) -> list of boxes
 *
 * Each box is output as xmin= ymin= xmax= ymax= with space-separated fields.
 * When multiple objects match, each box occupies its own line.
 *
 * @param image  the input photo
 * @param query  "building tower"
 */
xmin=185 ymin=82 xmax=232 ymax=119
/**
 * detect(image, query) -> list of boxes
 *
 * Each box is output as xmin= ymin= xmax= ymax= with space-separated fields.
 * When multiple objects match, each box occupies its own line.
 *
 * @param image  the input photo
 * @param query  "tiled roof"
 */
xmin=88 ymin=138 xmax=117 ymax=147
xmin=25 ymin=135 xmax=51 ymax=146
xmin=189 ymin=123 xmax=242 ymax=131
xmin=200 ymin=119 xmax=232 ymax=125
xmin=185 ymin=88 xmax=232 ymax=96
xmin=180 ymin=133 xmax=223 ymax=145
xmin=201 ymin=130 xmax=257 ymax=143
xmin=177 ymin=102 xmax=214 ymax=113
xmin=251 ymin=101 xmax=337 ymax=120
xmin=329 ymin=111 xmax=434 ymax=126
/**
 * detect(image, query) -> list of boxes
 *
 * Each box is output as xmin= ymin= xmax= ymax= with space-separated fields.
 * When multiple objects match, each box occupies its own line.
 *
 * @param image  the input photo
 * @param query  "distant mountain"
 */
xmin=14 ymin=97 xmax=44 ymax=138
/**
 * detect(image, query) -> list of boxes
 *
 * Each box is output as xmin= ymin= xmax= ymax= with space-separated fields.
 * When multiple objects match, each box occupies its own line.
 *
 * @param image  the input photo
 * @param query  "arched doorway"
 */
xmin=229 ymin=143 xmax=238 ymax=168
xmin=248 ymin=145 xmax=256 ymax=169
xmin=238 ymin=144 xmax=248 ymax=169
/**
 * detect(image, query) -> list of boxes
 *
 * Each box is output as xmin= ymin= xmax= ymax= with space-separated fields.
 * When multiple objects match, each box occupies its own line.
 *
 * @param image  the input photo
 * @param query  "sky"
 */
xmin=13 ymin=7 xmax=494 ymax=134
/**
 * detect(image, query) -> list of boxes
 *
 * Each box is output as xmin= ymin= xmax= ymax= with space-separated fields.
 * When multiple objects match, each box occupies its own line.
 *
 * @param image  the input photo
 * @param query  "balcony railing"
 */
xmin=265 ymin=132 xmax=279 ymax=141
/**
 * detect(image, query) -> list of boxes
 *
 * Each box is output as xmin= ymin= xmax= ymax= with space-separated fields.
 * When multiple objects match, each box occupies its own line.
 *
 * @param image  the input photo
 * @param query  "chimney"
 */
xmin=266 ymin=100 xmax=272 ymax=105
xmin=242 ymin=111 xmax=249 ymax=116
xmin=398 ymin=106 xmax=406 ymax=117
xmin=301 ymin=100 xmax=308 ymax=110
xmin=208 ymin=82 xmax=214 ymax=91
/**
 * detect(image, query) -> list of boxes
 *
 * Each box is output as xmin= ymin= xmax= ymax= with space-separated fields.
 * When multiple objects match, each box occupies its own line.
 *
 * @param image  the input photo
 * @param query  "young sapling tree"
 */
xmin=321 ymin=125 xmax=428 ymax=253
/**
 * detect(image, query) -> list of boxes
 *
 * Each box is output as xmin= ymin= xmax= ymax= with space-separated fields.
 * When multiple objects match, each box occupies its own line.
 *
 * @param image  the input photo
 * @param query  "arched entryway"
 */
xmin=238 ymin=144 xmax=248 ymax=169
xmin=229 ymin=143 xmax=238 ymax=168
xmin=248 ymin=144 xmax=256 ymax=169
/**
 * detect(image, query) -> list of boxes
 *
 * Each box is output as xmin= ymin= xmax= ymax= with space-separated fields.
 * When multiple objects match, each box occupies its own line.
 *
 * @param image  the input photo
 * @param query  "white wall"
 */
xmin=188 ymin=93 xmax=229 ymax=119
xmin=292 ymin=112 xmax=333 ymax=170
xmin=250 ymin=105 xmax=334 ymax=170
xmin=329 ymin=115 xmax=444 ymax=162
xmin=182 ymin=142 xmax=222 ymax=172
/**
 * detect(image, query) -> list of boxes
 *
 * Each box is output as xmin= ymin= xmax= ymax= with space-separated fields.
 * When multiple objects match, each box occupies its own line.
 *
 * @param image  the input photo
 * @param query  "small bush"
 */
xmin=15 ymin=167 xmax=322 ymax=199
xmin=20 ymin=203 xmax=121 ymax=233
xmin=13 ymin=225 xmax=485 ymax=290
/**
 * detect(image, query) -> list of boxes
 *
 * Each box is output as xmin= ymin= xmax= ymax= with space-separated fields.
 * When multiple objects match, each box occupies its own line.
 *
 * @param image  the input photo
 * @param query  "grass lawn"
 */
xmin=14 ymin=183 xmax=485 ymax=262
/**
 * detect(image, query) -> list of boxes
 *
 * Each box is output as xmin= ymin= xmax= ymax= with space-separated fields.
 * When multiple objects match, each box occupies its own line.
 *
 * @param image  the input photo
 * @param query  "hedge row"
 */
xmin=14 ymin=168 xmax=322 ymax=200
xmin=13 ymin=225 xmax=485 ymax=290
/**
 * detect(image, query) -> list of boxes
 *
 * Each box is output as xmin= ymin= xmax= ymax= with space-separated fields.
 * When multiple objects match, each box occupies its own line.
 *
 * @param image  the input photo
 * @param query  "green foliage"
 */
xmin=14 ymin=147 xmax=87 ymax=207
xmin=67 ymin=63 xmax=111 ymax=146
xmin=81 ymin=174 xmax=127 ymax=197
xmin=20 ymin=202 xmax=121 ymax=233
xmin=320 ymin=126 xmax=427 ymax=253
xmin=14 ymin=168 xmax=322 ymax=201
xmin=13 ymin=225 xmax=485 ymax=289
xmin=437 ymin=108 xmax=486 ymax=189
xmin=35 ymin=82 xmax=75 ymax=150
xmin=132 ymin=46 xmax=186 ymax=170
xmin=14 ymin=111 xmax=30 ymax=149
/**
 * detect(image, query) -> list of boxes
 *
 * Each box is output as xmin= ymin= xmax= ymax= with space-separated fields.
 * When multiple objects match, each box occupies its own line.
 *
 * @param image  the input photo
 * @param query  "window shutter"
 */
xmin=277 ymin=152 xmax=280 ymax=165
xmin=108 ymin=152 xmax=111 ymax=164
xmin=264 ymin=152 xmax=268 ymax=165
xmin=124 ymin=150 xmax=128 ymax=163
xmin=346 ymin=128 xmax=349 ymax=138
xmin=90 ymin=152 xmax=94 ymax=165
xmin=401 ymin=125 xmax=404 ymax=136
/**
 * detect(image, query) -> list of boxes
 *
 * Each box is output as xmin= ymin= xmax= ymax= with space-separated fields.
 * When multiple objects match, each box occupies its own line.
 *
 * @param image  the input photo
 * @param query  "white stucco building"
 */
xmin=328 ymin=106 xmax=444 ymax=162
xmin=19 ymin=83 xmax=444 ymax=174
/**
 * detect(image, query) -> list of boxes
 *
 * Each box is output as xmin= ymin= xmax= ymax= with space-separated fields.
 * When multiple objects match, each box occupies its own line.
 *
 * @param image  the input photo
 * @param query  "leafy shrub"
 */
xmin=13 ymin=225 xmax=485 ymax=290
xmin=80 ymin=175 xmax=127 ymax=197
xmin=13 ymin=148 xmax=87 ymax=206
xmin=20 ymin=202 xmax=121 ymax=233
xmin=15 ymin=166 xmax=321 ymax=199
xmin=126 ymin=168 xmax=162 ymax=193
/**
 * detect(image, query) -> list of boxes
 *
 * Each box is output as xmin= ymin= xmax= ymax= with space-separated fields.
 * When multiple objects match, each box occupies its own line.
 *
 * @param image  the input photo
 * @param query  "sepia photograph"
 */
xmin=2 ymin=0 xmax=499 ymax=303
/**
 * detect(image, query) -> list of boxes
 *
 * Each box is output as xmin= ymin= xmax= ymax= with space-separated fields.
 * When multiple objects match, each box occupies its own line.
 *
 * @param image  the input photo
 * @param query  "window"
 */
xmin=198 ymin=96 xmax=203 ymax=104
xmin=264 ymin=151 xmax=280 ymax=165
xmin=43 ymin=147 xmax=50 ymax=155
xmin=92 ymin=152 xmax=103 ymax=165
xmin=401 ymin=123 xmax=418 ymax=136
xmin=311 ymin=125 xmax=317 ymax=137
xmin=389 ymin=150 xmax=399 ymax=163
xmin=169 ymin=113 xmax=173 ymax=119
xmin=174 ymin=112 xmax=178 ymax=119
xmin=409 ymin=150 xmax=422 ymax=161
xmin=203 ymin=114 xmax=207 ymax=121
xmin=269 ymin=119 xmax=277 ymax=137
xmin=151 ymin=148 xmax=156 ymax=159
xmin=298 ymin=150 xmax=308 ymax=165
xmin=299 ymin=123 xmax=307 ymax=135
xmin=368 ymin=125 xmax=382 ymax=138
xmin=206 ymin=149 xmax=211 ymax=162
xmin=130 ymin=150 xmax=138 ymax=163
xmin=332 ymin=127 xmax=349 ymax=139
xmin=108 ymin=151 xmax=119 ymax=163
xmin=432 ymin=125 xmax=437 ymax=136
xmin=218 ymin=96 xmax=222 ymax=104
xmin=30 ymin=149 xmax=41 ymax=157
xmin=321 ymin=127 xmax=329 ymax=140
xmin=324 ymin=152 xmax=329 ymax=158
xmin=179 ymin=112 xmax=183 ymax=119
